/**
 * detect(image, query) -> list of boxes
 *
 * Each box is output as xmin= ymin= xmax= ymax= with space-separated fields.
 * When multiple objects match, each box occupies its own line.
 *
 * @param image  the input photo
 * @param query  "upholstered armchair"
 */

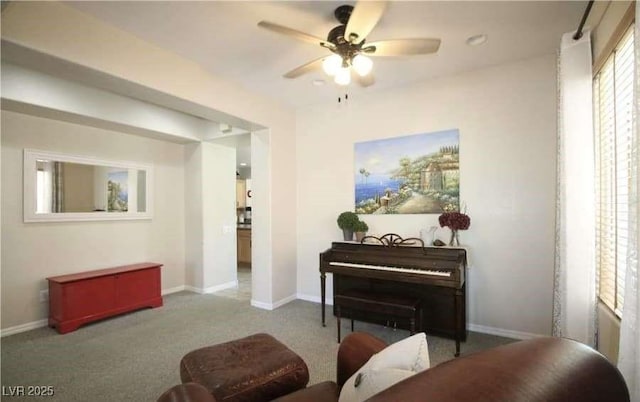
xmin=158 ymin=332 xmax=629 ymax=402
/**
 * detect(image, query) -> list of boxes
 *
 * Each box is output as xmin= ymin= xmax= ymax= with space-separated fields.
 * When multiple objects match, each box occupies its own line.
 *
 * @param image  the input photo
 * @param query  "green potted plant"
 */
xmin=354 ymin=220 xmax=369 ymax=242
xmin=337 ymin=211 xmax=359 ymax=241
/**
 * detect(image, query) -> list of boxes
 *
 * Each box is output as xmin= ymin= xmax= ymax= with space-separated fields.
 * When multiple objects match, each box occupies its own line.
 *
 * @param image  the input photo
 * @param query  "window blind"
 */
xmin=593 ymin=25 xmax=634 ymax=317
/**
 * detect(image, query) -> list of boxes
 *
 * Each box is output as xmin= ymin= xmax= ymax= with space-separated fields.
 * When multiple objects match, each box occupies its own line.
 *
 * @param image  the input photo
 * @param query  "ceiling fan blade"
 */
xmin=283 ymin=57 xmax=325 ymax=79
xmin=345 ymin=1 xmax=388 ymax=45
xmin=363 ymin=38 xmax=441 ymax=56
xmin=258 ymin=21 xmax=335 ymax=49
xmin=355 ymin=73 xmax=375 ymax=88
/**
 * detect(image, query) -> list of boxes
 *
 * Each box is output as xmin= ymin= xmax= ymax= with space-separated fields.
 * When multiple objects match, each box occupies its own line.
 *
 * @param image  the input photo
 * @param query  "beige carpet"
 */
xmin=1 ymin=269 xmax=515 ymax=402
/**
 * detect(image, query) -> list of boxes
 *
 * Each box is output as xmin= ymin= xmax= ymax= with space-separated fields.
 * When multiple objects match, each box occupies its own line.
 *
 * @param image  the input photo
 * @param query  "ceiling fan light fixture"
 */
xmin=352 ymin=54 xmax=373 ymax=76
xmin=260 ymin=2 xmax=442 ymax=88
xmin=322 ymin=54 xmax=343 ymax=76
xmin=334 ymin=67 xmax=351 ymax=86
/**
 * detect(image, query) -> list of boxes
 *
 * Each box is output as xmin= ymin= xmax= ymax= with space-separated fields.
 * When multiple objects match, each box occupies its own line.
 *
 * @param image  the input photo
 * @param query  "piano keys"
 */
xmin=320 ymin=235 xmax=467 ymax=356
xmin=329 ymin=261 xmax=452 ymax=277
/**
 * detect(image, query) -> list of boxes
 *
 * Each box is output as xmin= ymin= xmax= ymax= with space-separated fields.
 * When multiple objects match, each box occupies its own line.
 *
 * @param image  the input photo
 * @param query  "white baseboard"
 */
xmin=1 ymin=319 xmax=48 ymax=337
xmin=203 ymin=280 xmax=238 ymax=294
xmin=184 ymin=285 xmax=201 ymax=293
xmin=272 ymin=294 xmax=297 ymax=309
xmin=1 ymin=294 xmax=543 ymax=341
xmin=183 ymin=281 xmax=238 ymax=295
xmin=296 ymin=295 xmax=543 ymax=340
xmin=250 ymin=299 xmax=273 ymax=310
xmin=467 ymin=323 xmax=545 ymax=340
xmin=2 ymin=287 xmax=189 ymax=337
xmin=162 ymin=285 xmax=186 ymax=295
xmin=251 ymin=294 xmax=297 ymax=310
xmin=3 ymin=287 xmax=187 ymax=337
xmin=296 ymin=293 xmax=333 ymax=305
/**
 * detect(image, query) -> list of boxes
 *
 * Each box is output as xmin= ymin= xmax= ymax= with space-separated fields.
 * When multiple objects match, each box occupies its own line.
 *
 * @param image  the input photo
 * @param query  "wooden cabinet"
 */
xmin=47 ymin=262 xmax=163 ymax=334
xmin=237 ymin=229 xmax=251 ymax=265
xmin=236 ymin=179 xmax=246 ymax=208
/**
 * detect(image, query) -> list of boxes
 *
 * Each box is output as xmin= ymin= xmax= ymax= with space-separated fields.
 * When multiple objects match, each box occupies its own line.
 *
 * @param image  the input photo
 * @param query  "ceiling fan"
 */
xmin=257 ymin=1 xmax=441 ymax=86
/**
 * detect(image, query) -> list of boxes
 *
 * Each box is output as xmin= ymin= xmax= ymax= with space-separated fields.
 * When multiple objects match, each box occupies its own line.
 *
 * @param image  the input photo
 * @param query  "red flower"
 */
xmin=438 ymin=212 xmax=470 ymax=230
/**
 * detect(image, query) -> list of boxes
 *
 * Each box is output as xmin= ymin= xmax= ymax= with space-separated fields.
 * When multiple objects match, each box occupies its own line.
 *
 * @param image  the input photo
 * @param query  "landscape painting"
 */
xmin=354 ymin=129 xmax=460 ymax=214
xmin=107 ymin=170 xmax=128 ymax=212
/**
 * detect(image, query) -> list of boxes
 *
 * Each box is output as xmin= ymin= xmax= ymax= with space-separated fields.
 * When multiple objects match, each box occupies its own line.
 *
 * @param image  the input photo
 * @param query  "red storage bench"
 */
xmin=47 ymin=262 xmax=163 ymax=334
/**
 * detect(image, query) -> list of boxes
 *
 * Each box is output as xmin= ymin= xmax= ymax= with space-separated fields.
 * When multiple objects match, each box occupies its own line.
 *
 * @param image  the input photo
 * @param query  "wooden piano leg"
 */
xmin=336 ymin=304 xmax=341 ymax=343
xmin=454 ymin=288 xmax=462 ymax=357
xmin=321 ymin=272 xmax=326 ymax=327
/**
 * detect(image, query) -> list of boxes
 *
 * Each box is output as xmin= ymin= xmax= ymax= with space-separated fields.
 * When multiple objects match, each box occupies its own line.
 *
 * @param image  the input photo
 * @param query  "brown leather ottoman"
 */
xmin=180 ymin=333 xmax=309 ymax=402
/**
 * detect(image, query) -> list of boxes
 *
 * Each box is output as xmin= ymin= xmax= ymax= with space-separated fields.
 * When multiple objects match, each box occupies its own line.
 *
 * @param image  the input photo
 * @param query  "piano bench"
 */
xmin=334 ymin=289 xmax=421 ymax=343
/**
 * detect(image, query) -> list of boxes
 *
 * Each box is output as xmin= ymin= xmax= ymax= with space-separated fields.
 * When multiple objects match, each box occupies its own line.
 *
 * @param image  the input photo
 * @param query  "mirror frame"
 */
xmin=23 ymin=149 xmax=154 ymax=222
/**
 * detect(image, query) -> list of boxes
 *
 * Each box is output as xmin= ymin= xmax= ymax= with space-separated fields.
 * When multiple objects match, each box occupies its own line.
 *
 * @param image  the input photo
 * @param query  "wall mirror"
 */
xmin=24 ymin=149 xmax=153 ymax=222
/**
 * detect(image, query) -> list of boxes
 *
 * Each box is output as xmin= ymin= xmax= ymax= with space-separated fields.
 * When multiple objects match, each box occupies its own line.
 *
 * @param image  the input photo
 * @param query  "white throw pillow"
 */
xmin=338 ymin=333 xmax=430 ymax=402
xmin=339 ymin=368 xmax=415 ymax=402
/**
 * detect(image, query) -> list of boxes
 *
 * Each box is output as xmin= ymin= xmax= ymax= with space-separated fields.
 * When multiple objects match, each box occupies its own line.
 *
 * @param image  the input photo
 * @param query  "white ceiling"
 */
xmin=66 ymin=1 xmax=588 ymax=109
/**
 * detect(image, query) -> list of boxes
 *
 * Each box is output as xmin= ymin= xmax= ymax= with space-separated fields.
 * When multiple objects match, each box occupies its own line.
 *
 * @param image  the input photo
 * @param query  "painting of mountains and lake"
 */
xmin=354 ymin=129 xmax=460 ymax=214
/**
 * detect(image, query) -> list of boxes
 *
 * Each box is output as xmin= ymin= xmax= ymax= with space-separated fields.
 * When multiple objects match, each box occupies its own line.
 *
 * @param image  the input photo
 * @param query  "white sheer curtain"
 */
xmin=552 ymin=30 xmax=597 ymax=346
xmin=618 ymin=4 xmax=640 ymax=400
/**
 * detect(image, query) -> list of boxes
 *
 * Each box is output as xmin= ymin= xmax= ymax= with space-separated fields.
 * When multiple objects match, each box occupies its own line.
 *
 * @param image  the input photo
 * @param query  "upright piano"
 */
xmin=320 ymin=234 xmax=467 ymax=355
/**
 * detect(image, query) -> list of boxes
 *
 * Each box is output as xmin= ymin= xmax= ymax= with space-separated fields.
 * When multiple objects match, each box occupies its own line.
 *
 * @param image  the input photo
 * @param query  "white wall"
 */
xmin=296 ymin=54 xmax=558 ymax=338
xmin=2 ymin=1 xmax=298 ymax=308
xmin=1 ymin=110 xmax=186 ymax=330
xmin=184 ymin=144 xmax=204 ymax=289
xmin=1 ymin=62 xmax=209 ymax=143
xmin=201 ymin=142 xmax=237 ymax=292
xmin=184 ymin=142 xmax=238 ymax=293
xmin=250 ymin=129 xmax=274 ymax=308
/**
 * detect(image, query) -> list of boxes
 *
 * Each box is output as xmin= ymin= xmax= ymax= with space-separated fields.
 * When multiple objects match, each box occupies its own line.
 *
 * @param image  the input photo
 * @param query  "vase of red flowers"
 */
xmin=438 ymin=211 xmax=471 ymax=246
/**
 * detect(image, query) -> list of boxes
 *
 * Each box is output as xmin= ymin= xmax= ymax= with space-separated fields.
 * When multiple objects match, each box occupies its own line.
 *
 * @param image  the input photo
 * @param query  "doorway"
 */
xmin=209 ymin=130 xmax=254 ymax=302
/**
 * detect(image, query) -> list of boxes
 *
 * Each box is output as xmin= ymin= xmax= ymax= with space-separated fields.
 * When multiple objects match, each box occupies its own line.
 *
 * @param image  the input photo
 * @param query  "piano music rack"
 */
xmin=360 ymin=233 xmax=426 ymax=250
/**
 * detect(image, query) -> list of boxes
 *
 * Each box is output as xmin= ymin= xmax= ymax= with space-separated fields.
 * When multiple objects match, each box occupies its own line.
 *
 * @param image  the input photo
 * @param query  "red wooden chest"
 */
xmin=47 ymin=262 xmax=163 ymax=334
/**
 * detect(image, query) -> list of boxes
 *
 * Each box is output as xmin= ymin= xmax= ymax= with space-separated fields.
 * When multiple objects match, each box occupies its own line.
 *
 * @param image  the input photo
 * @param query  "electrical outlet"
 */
xmin=39 ymin=290 xmax=49 ymax=303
